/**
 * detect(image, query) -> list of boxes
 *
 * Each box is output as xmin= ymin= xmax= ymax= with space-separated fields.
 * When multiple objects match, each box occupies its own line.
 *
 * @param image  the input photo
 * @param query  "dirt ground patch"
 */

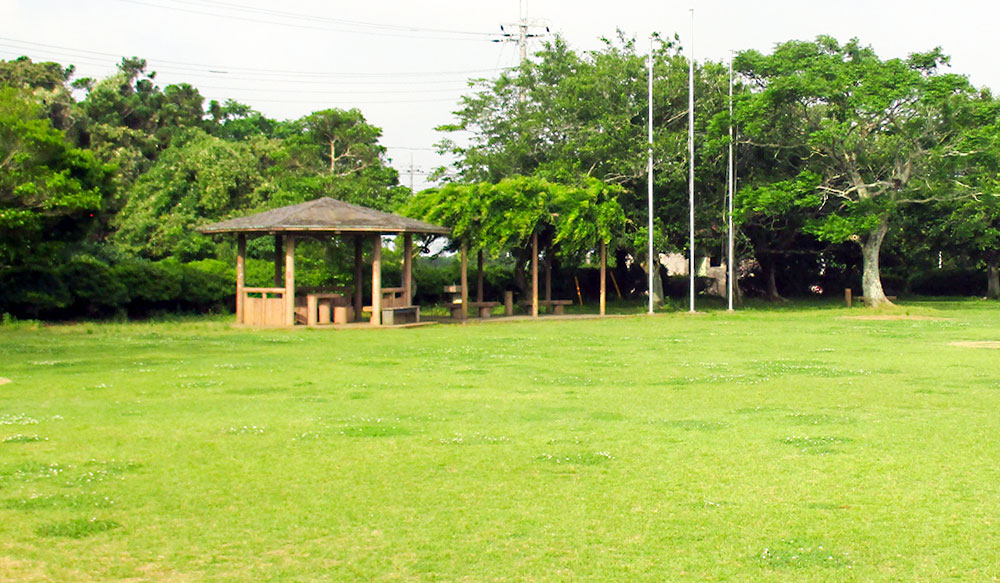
xmin=841 ymin=315 xmax=951 ymax=321
xmin=949 ymin=341 xmax=1000 ymax=349
xmin=0 ymin=377 xmax=10 ymax=385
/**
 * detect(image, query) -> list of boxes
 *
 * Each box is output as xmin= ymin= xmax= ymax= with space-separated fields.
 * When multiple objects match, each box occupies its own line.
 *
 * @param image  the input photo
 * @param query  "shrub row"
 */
xmin=0 ymin=258 xmax=234 ymax=320
xmin=4 ymin=255 xmax=988 ymax=322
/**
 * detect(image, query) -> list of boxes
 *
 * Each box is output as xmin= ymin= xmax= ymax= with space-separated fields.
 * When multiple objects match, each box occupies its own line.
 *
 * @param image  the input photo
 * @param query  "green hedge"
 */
xmin=0 ymin=265 xmax=71 ymax=319
xmin=910 ymin=268 xmax=985 ymax=297
xmin=0 ymin=258 xmax=234 ymax=320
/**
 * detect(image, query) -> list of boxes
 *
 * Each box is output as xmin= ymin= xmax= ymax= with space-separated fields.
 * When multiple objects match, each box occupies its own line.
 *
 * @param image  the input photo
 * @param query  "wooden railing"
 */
xmin=241 ymin=288 xmax=286 ymax=326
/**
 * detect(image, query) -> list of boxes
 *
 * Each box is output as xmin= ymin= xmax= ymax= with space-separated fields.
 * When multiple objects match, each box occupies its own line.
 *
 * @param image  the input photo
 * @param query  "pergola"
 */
xmin=198 ymin=197 xmax=450 ymax=327
xmin=456 ymin=233 xmax=610 ymax=317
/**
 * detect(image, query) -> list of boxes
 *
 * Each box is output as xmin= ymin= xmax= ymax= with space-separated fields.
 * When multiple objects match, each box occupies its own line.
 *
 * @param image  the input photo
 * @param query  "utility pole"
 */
xmin=409 ymin=152 xmax=415 ymax=192
xmin=496 ymin=0 xmax=549 ymax=70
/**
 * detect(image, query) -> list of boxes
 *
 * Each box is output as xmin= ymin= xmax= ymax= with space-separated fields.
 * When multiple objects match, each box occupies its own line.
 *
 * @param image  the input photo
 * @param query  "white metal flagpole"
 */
xmin=688 ymin=8 xmax=696 ymax=313
xmin=727 ymin=49 xmax=735 ymax=312
xmin=648 ymin=36 xmax=655 ymax=314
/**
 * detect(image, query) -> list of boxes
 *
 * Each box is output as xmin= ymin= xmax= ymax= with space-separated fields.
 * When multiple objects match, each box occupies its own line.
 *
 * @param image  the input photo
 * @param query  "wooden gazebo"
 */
xmin=198 ymin=197 xmax=450 ymax=327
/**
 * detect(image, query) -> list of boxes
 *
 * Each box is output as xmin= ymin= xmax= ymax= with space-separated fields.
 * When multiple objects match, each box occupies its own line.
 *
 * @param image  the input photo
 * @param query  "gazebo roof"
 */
xmin=197 ymin=197 xmax=450 ymax=236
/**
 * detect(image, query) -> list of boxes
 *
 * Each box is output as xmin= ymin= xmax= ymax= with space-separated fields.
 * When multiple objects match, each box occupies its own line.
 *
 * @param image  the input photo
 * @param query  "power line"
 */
xmin=159 ymin=0 xmax=496 ymax=38
xmin=243 ymin=96 xmax=461 ymax=105
xmin=0 ymin=37 xmax=508 ymax=81
xmin=188 ymin=83 xmax=469 ymax=96
xmin=114 ymin=0 xmax=498 ymax=42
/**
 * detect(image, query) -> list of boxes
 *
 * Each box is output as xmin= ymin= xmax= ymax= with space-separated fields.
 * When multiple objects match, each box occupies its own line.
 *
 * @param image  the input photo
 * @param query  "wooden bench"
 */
xmin=361 ymin=287 xmax=421 ymax=325
xmin=845 ymin=288 xmax=897 ymax=307
xmin=520 ymin=299 xmax=574 ymax=315
xmin=443 ymin=285 xmax=502 ymax=319
xmin=469 ymin=301 xmax=500 ymax=318
xmin=362 ymin=305 xmax=420 ymax=325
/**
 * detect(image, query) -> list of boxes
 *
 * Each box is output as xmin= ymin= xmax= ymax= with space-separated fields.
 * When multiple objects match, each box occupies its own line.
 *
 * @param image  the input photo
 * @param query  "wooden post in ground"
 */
xmin=460 ymin=241 xmax=469 ymax=321
xmin=600 ymin=240 xmax=607 ymax=316
xmin=610 ymin=270 xmax=623 ymax=299
xmin=354 ymin=236 xmax=363 ymax=322
xmin=274 ymin=234 xmax=284 ymax=286
xmin=236 ymin=234 xmax=246 ymax=324
xmin=476 ymin=249 xmax=484 ymax=303
xmin=284 ymin=235 xmax=295 ymax=327
xmin=845 ymin=288 xmax=853 ymax=308
xmin=531 ymin=232 xmax=539 ymax=318
xmin=504 ymin=290 xmax=514 ymax=316
xmin=371 ymin=234 xmax=382 ymax=326
xmin=403 ymin=234 xmax=413 ymax=306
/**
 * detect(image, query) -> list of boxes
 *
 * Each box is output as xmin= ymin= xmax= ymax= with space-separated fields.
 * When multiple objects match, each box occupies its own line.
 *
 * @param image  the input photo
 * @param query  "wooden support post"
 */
xmin=236 ymin=234 xmax=246 ymax=324
xmin=284 ymin=235 xmax=295 ymax=327
xmin=531 ymin=232 xmax=539 ymax=318
xmin=476 ymin=249 xmax=485 ymax=303
xmin=371 ymin=234 xmax=382 ymax=326
xmin=600 ymin=240 xmax=607 ymax=316
xmin=610 ymin=270 xmax=623 ymax=299
xmin=354 ymin=236 xmax=363 ymax=322
xmin=274 ymin=234 xmax=284 ymax=286
xmin=504 ymin=290 xmax=514 ymax=316
xmin=460 ymin=241 xmax=469 ymax=321
xmin=403 ymin=234 xmax=413 ymax=306
xmin=845 ymin=288 xmax=853 ymax=308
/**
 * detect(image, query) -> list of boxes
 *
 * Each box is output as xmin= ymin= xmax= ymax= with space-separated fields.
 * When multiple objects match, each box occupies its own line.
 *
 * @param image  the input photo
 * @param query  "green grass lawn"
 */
xmin=1 ymin=299 xmax=999 ymax=582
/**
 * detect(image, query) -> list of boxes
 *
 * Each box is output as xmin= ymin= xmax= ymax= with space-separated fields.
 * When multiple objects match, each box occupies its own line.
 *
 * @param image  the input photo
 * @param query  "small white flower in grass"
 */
xmin=0 ymin=414 xmax=39 ymax=425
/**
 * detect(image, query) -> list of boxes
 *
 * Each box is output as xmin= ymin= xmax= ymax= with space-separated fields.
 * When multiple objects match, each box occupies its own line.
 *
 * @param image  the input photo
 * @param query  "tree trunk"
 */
xmin=758 ymin=253 xmax=784 ymax=302
xmin=860 ymin=217 xmax=892 ymax=307
xmin=641 ymin=261 xmax=664 ymax=308
xmin=987 ymin=251 xmax=999 ymax=300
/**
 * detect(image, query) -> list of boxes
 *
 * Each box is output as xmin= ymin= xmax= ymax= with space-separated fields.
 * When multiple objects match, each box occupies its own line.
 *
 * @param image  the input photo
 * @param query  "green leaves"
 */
xmin=736 ymin=172 xmax=822 ymax=221
xmin=112 ymin=129 xmax=270 ymax=260
xmin=441 ymin=34 xmax=731 ymax=259
xmin=406 ymin=176 xmax=625 ymax=261
xmin=0 ymin=88 xmax=111 ymax=268
xmin=734 ymin=36 xmax=980 ymax=298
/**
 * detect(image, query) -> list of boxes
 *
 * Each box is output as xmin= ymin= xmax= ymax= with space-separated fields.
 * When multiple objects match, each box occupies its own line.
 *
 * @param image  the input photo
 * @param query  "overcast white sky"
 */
xmin=2 ymin=0 xmax=997 ymax=190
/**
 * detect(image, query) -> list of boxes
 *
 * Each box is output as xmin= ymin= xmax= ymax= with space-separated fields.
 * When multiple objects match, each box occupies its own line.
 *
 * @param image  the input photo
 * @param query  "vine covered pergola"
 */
xmin=198 ymin=197 xmax=449 ymax=327
xmin=406 ymin=176 xmax=625 ymax=316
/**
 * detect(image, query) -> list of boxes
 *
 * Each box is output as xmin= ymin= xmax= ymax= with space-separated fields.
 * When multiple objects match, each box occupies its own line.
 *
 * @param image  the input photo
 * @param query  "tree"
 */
xmin=0 ymin=87 xmax=113 ymax=268
xmin=936 ymin=90 xmax=1000 ymax=297
xmin=272 ymin=108 xmax=408 ymax=211
xmin=438 ymin=34 xmax=731 ymax=298
xmin=735 ymin=37 xmax=976 ymax=306
xmin=112 ymin=129 xmax=274 ymax=260
xmin=208 ymin=99 xmax=295 ymax=141
xmin=734 ymin=171 xmax=824 ymax=300
xmin=0 ymin=56 xmax=78 ymax=133
xmin=77 ymin=57 xmax=208 ymax=188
